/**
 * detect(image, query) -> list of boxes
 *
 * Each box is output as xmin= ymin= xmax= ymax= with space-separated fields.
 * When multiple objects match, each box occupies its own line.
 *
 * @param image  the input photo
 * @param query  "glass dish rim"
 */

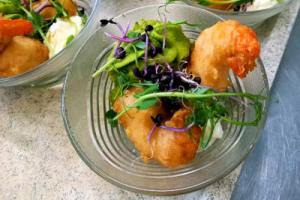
xmin=62 ymin=4 xmax=270 ymax=195
xmin=0 ymin=0 xmax=101 ymax=85
xmin=184 ymin=0 xmax=295 ymax=15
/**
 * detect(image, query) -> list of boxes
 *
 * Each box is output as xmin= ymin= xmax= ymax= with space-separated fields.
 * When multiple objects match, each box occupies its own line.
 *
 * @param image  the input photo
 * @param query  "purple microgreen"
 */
xmin=159 ymin=122 xmax=195 ymax=133
xmin=162 ymin=13 xmax=167 ymax=52
xmin=149 ymin=42 xmax=157 ymax=57
xmin=144 ymin=33 xmax=149 ymax=68
xmin=147 ymin=124 xmax=157 ymax=144
xmin=35 ymin=0 xmax=49 ymax=13
xmin=180 ymin=76 xmax=199 ymax=88
xmin=163 ymin=60 xmax=173 ymax=77
xmin=105 ymin=33 xmax=141 ymax=43
xmin=113 ymin=21 xmax=131 ymax=58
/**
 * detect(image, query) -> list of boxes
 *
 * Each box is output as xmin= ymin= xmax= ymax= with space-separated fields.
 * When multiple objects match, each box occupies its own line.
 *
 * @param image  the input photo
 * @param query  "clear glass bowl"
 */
xmin=0 ymin=0 xmax=101 ymax=87
xmin=185 ymin=0 xmax=296 ymax=28
xmin=62 ymin=4 xmax=269 ymax=195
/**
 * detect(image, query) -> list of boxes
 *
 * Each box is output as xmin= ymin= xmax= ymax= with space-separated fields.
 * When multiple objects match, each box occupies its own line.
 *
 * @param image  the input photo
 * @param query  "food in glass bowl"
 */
xmin=168 ymin=0 xmax=281 ymax=11
xmin=92 ymin=17 xmax=267 ymax=167
xmin=0 ymin=0 xmax=86 ymax=77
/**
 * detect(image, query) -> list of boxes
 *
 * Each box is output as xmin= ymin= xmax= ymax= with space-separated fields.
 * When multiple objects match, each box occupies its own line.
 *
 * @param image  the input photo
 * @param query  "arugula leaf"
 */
xmin=105 ymin=109 xmax=118 ymax=127
xmin=192 ymin=88 xmax=209 ymax=95
xmin=116 ymin=72 xmax=130 ymax=85
xmin=137 ymin=98 xmax=159 ymax=110
xmin=49 ymin=0 xmax=69 ymax=19
xmin=26 ymin=11 xmax=45 ymax=33
xmin=133 ymin=40 xmax=146 ymax=49
xmin=127 ymin=32 xmax=140 ymax=39
xmin=10 ymin=0 xmax=21 ymax=6
xmin=169 ymin=20 xmax=204 ymax=27
xmin=133 ymin=83 xmax=159 ymax=98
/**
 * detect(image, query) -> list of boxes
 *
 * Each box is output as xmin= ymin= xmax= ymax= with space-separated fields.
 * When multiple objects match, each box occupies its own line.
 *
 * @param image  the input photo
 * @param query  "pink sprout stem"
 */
xmin=147 ymin=125 xmax=157 ymax=144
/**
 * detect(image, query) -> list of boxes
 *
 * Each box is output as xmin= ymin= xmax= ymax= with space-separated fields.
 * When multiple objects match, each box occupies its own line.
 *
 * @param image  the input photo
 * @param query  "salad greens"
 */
xmin=93 ymin=18 xmax=268 ymax=148
xmin=0 ymin=0 xmax=86 ymax=56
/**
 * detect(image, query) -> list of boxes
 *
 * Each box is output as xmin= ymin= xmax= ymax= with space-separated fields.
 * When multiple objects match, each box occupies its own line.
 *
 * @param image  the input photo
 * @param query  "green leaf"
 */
xmin=169 ymin=20 xmax=204 ymax=27
xmin=49 ymin=0 xmax=69 ymax=19
xmin=169 ymin=20 xmax=188 ymax=25
xmin=66 ymin=34 xmax=75 ymax=45
xmin=116 ymin=72 xmax=129 ymax=85
xmin=134 ymin=83 xmax=159 ymax=98
xmin=10 ymin=0 xmax=21 ymax=6
xmin=105 ymin=109 xmax=118 ymax=127
xmin=193 ymin=88 xmax=209 ymax=95
xmin=0 ymin=3 xmax=23 ymax=14
xmin=127 ymin=32 xmax=140 ymax=39
xmin=133 ymin=40 xmax=146 ymax=49
xmin=26 ymin=11 xmax=45 ymax=32
xmin=137 ymin=98 xmax=159 ymax=110
xmin=78 ymin=9 xmax=87 ymax=25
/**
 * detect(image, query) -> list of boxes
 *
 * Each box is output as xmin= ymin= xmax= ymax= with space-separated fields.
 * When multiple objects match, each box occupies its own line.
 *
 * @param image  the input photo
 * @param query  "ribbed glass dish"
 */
xmin=0 ymin=0 xmax=100 ymax=87
xmin=62 ymin=4 xmax=269 ymax=195
xmin=185 ymin=0 xmax=296 ymax=28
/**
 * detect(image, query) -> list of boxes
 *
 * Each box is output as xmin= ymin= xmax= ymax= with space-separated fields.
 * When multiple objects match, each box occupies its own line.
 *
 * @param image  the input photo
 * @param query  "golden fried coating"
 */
xmin=188 ymin=20 xmax=260 ymax=91
xmin=113 ymin=87 xmax=169 ymax=161
xmin=113 ymin=87 xmax=201 ymax=167
xmin=0 ymin=19 xmax=34 ymax=52
xmin=0 ymin=36 xmax=49 ymax=77
xmin=151 ymin=109 xmax=201 ymax=167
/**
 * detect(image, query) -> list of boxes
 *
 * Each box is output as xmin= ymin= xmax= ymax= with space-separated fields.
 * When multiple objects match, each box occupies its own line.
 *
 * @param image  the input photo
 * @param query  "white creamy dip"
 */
xmin=198 ymin=120 xmax=224 ymax=151
xmin=46 ymin=15 xmax=84 ymax=57
xmin=247 ymin=0 xmax=278 ymax=11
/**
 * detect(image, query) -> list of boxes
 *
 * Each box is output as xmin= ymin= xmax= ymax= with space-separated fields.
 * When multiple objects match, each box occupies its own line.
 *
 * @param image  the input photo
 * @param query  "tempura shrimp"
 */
xmin=0 ymin=19 xmax=34 ymax=51
xmin=188 ymin=20 xmax=260 ymax=91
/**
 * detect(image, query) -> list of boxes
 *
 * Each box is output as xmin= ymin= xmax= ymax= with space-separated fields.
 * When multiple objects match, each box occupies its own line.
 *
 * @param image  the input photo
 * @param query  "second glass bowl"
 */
xmin=185 ymin=0 xmax=296 ymax=28
xmin=0 ymin=0 xmax=101 ymax=87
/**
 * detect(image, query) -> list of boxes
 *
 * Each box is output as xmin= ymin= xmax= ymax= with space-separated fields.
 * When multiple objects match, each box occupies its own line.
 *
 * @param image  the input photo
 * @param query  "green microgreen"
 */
xmin=169 ymin=20 xmax=204 ymax=27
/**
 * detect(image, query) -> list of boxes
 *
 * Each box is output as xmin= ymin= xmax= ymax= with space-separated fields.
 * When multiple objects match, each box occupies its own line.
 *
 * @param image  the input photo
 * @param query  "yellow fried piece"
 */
xmin=113 ymin=87 xmax=201 ymax=167
xmin=188 ymin=20 xmax=260 ymax=91
xmin=151 ymin=108 xmax=201 ymax=167
xmin=0 ymin=36 xmax=49 ymax=77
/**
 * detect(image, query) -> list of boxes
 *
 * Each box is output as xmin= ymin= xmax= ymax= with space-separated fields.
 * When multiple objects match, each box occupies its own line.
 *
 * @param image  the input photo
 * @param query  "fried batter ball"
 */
xmin=0 ymin=36 xmax=49 ymax=77
xmin=188 ymin=20 xmax=260 ymax=91
xmin=113 ymin=87 xmax=201 ymax=167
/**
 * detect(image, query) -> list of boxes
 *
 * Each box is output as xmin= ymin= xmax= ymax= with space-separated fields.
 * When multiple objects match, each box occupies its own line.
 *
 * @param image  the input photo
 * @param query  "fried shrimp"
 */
xmin=113 ymin=87 xmax=201 ymax=167
xmin=188 ymin=20 xmax=260 ymax=91
xmin=0 ymin=19 xmax=34 ymax=51
xmin=151 ymin=108 xmax=201 ymax=167
xmin=0 ymin=19 xmax=49 ymax=77
xmin=0 ymin=36 xmax=49 ymax=77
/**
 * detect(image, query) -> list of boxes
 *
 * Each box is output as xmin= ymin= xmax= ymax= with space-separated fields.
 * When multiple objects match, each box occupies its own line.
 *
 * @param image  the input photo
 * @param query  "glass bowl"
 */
xmin=185 ymin=0 xmax=296 ymax=28
xmin=62 ymin=4 xmax=269 ymax=195
xmin=0 ymin=0 xmax=101 ymax=87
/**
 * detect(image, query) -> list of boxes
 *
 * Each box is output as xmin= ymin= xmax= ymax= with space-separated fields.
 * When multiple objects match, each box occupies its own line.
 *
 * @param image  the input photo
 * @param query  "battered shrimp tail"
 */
xmin=188 ymin=20 xmax=260 ymax=91
xmin=226 ymin=21 xmax=260 ymax=78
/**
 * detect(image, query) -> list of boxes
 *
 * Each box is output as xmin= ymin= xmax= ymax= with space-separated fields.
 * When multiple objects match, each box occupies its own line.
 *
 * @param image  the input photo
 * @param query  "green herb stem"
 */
xmin=39 ymin=29 xmax=54 ymax=57
xmin=92 ymin=44 xmax=132 ymax=78
xmin=198 ymin=0 xmax=241 ymax=4
xmin=112 ymin=91 xmax=265 ymax=123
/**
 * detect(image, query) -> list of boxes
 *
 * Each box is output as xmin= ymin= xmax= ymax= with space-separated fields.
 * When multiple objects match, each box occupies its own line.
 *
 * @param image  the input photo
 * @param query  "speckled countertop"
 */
xmin=0 ymin=1 xmax=299 ymax=199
